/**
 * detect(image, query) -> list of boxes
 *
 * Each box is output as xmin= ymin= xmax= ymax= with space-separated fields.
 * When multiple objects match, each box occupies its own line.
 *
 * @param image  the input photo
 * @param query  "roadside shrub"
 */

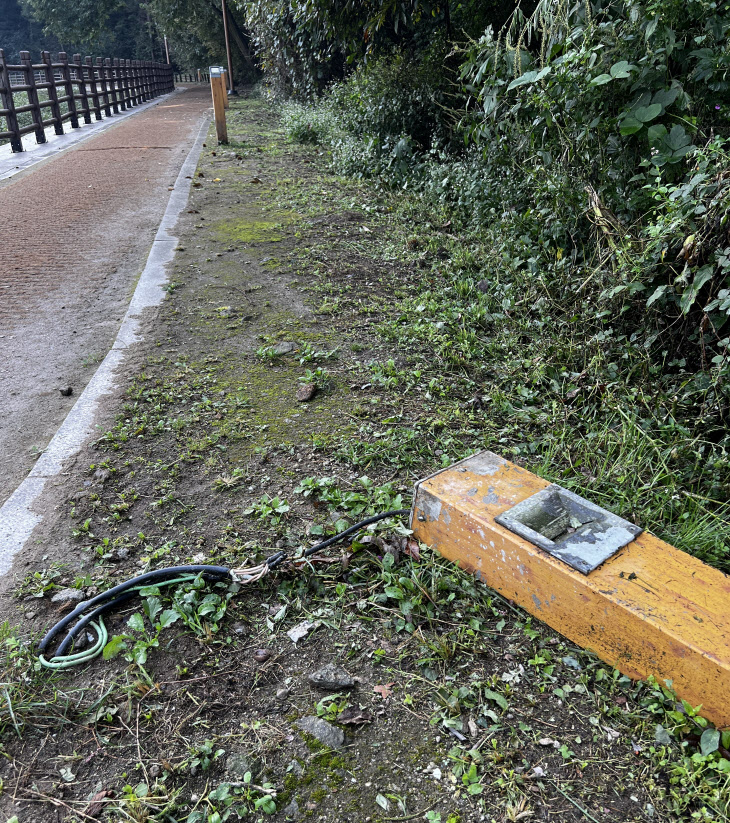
xmin=281 ymin=100 xmax=342 ymax=145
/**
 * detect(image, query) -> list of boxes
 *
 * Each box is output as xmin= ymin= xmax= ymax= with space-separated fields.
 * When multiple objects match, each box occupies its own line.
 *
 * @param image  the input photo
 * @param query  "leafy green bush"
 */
xmin=281 ymin=100 xmax=342 ymax=145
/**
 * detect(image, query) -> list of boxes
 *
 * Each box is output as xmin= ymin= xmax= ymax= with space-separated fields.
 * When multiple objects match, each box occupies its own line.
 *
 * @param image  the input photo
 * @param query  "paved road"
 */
xmin=0 ymin=86 xmax=211 ymax=505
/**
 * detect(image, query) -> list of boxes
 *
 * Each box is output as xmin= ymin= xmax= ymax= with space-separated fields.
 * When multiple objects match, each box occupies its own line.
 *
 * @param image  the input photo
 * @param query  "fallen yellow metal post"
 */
xmin=410 ymin=451 xmax=730 ymax=728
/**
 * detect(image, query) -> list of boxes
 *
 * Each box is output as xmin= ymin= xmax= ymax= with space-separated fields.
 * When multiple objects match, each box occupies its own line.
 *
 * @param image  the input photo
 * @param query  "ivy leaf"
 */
xmin=507 ymin=70 xmax=539 ymax=90
xmin=634 ymin=104 xmax=662 ymax=123
xmin=652 ymin=87 xmax=680 ymax=109
xmin=619 ymin=115 xmax=643 ymax=136
xmin=665 ymin=124 xmax=691 ymax=151
xmin=647 ymin=124 xmax=668 ymax=146
xmin=700 ymin=728 xmax=720 ymax=755
xmin=646 ymin=284 xmax=668 ymax=307
xmin=590 ymin=73 xmax=612 ymax=86
xmin=655 ymin=724 xmax=672 ymax=745
xmin=610 ymin=60 xmax=635 ymax=78
xmin=680 ymin=266 xmax=714 ymax=315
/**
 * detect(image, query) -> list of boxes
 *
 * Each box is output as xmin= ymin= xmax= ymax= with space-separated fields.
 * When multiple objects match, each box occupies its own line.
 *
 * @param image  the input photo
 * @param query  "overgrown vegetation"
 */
xmin=274 ymin=0 xmax=730 ymax=571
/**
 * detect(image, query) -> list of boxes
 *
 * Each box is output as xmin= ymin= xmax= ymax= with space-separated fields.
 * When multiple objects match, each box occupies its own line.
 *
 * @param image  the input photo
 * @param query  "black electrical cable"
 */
xmin=38 ymin=565 xmax=230 ymax=658
xmin=38 ymin=509 xmax=410 ymax=666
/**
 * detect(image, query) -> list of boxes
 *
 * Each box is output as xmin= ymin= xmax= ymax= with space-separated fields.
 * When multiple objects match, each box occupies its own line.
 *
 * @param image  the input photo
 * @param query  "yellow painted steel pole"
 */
xmin=411 ymin=451 xmax=730 ymax=728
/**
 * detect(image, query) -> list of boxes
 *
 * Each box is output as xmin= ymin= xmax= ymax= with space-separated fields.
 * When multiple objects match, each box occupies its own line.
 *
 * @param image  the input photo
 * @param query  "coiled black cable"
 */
xmin=38 ymin=508 xmax=410 ymax=668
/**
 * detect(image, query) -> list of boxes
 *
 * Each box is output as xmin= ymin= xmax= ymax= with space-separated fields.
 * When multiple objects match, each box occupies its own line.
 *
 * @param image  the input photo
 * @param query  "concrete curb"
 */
xmin=0 ymin=87 xmax=185 ymax=183
xmin=0 ymin=113 xmax=211 ymax=574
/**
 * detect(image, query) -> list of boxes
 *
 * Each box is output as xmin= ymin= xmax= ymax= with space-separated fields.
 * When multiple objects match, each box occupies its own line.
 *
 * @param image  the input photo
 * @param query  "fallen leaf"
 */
xmin=85 ymin=789 xmax=114 ymax=818
xmin=374 ymin=682 xmax=395 ymax=699
xmin=404 ymin=538 xmax=421 ymax=561
xmin=213 ymin=177 xmax=222 ymax=182
xmin=287 ymin=620 xmax=316 ymax=643
xmin=338 ymin=706 xmax=373 ymax=725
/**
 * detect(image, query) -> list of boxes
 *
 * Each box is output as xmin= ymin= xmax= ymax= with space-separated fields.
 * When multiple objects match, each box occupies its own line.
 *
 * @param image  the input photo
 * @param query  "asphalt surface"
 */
xmin=0 ymin=85 xmax=211 ymax=506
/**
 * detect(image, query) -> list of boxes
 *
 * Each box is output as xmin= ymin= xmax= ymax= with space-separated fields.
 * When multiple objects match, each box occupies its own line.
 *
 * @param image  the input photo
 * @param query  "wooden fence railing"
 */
xmin=174 ymin=71 xmax=210 ymax=84
xmin=0 ymin=50 xmax=175 ymax=153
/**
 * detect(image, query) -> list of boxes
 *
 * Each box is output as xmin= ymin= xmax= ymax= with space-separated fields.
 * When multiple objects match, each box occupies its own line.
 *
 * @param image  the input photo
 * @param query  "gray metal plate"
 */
xmin=494 ymin=484 xmax=642 ymax=574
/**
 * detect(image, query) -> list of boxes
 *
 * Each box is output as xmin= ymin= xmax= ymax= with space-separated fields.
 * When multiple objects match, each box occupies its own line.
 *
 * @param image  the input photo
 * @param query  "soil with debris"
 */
xmin=0 ymin=90 xmax=707 ymax=823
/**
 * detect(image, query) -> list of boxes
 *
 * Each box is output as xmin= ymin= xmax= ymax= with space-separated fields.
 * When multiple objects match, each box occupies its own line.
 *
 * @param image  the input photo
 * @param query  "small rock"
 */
xmin=296 ymin=383 xmax=317 ymax=402
xmin=562 ymin=655 xmax=581 ymax=670
xmin=308 ymin=664 xmax=355 ymax=691
xmin=51 ymin=588 xmax=85 ymax=604
xmin=114 ymin=547 xmax=129 ymax=560
xmin=272 ymin=341 xmax=295 ymax=355
xmin=25 ymin=610 xmax=36 ymax=620
xmin=149 ymin=764 xmax=160 ymax=778
xmin=432 ymin=768 xmax=442 ymax=780
xmin=250 ymin=176 xmax=262 ymax=184
xmin=295 ymin=716 xmax=345 ymax=749
xmin=288 ymin=759 xmax=304 ymax=777
xmin=227 ymin=752 xmax=260 ymax=779
xmin=93 ymin=468 xmax=110 ymax=483
xmin=60 ymin=387 xmax=73 ymax=397
xmin=283 ymin=799 xmax=300 ymax=819
xmin=253 ymin=649 xmax=272 ymax=663
xmin=276 ymin=687 xmax=290 ymax=700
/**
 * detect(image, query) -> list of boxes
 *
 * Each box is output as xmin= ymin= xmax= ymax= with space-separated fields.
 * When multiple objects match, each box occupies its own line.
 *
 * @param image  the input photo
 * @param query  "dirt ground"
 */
xmin=0 ymin=90 xmax=719 ymax=823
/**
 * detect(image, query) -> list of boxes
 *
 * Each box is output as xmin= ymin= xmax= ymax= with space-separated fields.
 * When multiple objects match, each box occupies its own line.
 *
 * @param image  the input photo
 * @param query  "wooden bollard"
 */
xmin=209 ymin=66 xmax=227 ymax=144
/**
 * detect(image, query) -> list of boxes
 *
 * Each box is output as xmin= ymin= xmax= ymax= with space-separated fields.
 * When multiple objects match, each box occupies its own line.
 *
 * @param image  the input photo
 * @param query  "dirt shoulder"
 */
xmin=0 ymin=91 xmax=710 ymax=823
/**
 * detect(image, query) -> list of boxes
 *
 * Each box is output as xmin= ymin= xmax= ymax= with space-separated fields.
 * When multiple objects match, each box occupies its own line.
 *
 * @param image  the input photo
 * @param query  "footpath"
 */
xmin=0 ymin=85 xmax=211 ymax=506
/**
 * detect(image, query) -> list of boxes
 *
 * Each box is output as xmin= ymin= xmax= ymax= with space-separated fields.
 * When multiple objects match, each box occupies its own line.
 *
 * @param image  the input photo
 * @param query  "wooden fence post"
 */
xmin=85 ymin=56 xmax=102 ymax=120
xmin=58 ymin=52 xmax=79 ymax=128
xmin=0 ymin=48 xmax=22 ymax=152
xmin=132 ymin=59 xmax=140 ymax=105
xmin=112 ymin=59 xmax=125 ymax=111
xmin=19 ymin=50 xmax=46 ymax=144
xmin=105 ymin=58 xmax=119 ymax=114
xmin=96 ymin=57 xmax=111 ymax=117
xmin=140 ymin=61 xmax=149 ymax=101
xmin=121 ymin=60 xmax=131 ymax=108
xmin=73 ymin=54 xmax=91 ymax=124
xmin=41 ymin=51 xmax=64 ymax=135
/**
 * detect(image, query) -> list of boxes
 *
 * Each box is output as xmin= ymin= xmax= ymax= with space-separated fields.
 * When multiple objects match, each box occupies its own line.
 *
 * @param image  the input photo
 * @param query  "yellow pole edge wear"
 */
xmin=410 ymin=450 xmax=730 ymax=729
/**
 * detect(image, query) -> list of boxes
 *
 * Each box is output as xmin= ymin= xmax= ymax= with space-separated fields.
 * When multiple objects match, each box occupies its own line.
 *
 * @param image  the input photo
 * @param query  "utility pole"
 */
xmin=221 ymin=0 xmax=235 ymax=94
xmin=164 ymin=35 xmax=170 ymax=65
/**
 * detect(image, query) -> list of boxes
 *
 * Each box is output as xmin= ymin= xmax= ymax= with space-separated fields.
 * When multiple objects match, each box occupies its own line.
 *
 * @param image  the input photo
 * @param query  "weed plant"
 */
xmin=282 ymin=0 xmax=730 ymax=571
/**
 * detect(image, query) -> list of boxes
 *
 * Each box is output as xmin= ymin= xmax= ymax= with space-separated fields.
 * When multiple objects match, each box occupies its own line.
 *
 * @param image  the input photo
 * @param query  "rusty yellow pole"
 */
xmin=411 ymin=451 xmax=730 ymax=728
